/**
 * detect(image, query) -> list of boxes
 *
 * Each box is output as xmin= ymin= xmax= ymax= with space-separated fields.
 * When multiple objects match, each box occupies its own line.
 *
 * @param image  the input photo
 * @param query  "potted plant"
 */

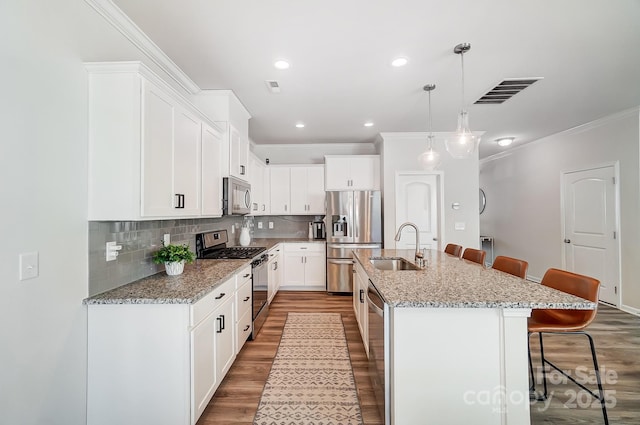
xmin=152 ymin=243 xmax=195 ymax=276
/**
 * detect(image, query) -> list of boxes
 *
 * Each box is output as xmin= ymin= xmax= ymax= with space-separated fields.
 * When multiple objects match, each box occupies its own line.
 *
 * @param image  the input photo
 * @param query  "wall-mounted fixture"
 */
xmin=496 ymin=137 xmax=514 ymax=147
xmin=445 ymin=43 xmax=479 ymax=159
xmin=418 ymin=84 xmax=441 ymax=170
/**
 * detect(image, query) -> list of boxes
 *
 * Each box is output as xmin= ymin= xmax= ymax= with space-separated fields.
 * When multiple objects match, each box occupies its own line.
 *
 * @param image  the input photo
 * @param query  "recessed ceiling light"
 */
xmin=496 ymin=137 xmax=514 ymax=147
xmin=364 ymin=122 xmax=374 ymax=127
xmin=391 ymin=57 xmax=408 ymax=67
xmin=274 ymin=60 xmax=290 ymax=70
xmin=295 ymin=123 xmax=305 ymax=128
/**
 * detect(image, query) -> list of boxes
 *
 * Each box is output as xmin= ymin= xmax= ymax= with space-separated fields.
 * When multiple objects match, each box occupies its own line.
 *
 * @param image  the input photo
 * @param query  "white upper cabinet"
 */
xmin=201 ymin=123 xmax=224 ymax=217
xmin=290 ymin=165 xmax=325 ymax=214
xmin=249 ymin=153 xmax=270 ymax=215
xmin=86 ymin=62 xmax=223 ymax=220
xmin=269 ymin=166 xmax=291 ymax=215
xmin=324 ymin=155 xmax=380 ymax=191
xmin=192 ymin=90 xmax=251 ymax=182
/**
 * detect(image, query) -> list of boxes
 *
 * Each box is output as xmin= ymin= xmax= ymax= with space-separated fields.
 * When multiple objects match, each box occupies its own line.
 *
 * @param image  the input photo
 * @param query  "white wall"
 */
xmin=480 ymin=109 xmax=640 ymax=311
xmin=378 ymin=133 xmax=480 ymax=249
xmin=0 ymin=1 xmax=181 ymax=423
xmin=251 ymin=142 xmax=376 ymax=164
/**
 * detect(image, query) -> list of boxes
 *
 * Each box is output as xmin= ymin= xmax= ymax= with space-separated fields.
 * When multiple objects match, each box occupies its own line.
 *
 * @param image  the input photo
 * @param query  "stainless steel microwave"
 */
xmin=222 ymin=177 xmax=251 ymax=215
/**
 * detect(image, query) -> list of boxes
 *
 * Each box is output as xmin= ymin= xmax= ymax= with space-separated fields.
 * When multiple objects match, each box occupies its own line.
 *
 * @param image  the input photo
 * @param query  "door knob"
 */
xmin=564 ymin=239 xmax=571 ymax=243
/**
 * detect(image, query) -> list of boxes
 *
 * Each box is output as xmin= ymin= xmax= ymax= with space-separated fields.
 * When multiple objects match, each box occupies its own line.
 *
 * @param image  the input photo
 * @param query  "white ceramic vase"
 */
xmin=165 ymin=260 xmax=185 ymax=276
xmin=239 ymin=227 xmax=251 ymax=246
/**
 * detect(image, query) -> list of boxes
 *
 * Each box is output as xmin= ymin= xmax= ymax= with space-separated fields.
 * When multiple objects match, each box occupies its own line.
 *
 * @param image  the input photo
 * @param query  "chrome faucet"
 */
xmin=394 ymin=222 xmax=425 ymax=268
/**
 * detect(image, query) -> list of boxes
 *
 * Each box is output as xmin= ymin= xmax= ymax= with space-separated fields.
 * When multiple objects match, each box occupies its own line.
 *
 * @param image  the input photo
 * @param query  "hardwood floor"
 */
xmin=197 ymin=293 xmax=639 ymax=425
xmin=197 ymin=291 xmax=383 ymax=425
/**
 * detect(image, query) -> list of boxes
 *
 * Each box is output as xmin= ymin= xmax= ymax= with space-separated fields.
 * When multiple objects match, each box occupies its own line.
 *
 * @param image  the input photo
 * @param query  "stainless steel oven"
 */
xmin=250 ymin=253 xmax=269 ymax=338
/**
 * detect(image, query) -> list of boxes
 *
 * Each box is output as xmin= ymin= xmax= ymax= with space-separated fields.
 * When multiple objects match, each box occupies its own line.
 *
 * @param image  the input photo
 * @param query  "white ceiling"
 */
xmin=112 ymin=0 xmax=640 ymax=158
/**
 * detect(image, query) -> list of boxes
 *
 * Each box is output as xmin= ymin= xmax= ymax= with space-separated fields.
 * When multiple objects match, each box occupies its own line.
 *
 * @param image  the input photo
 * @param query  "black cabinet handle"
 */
xmin=215 ymin=292 xmax=225 ymax=300
xmin=216 ymin=316 xmax=223 ymax=333
xmin=220 ymin=314 xmax=225 ymax=330
xmin=240 ymin=165 xmax=246 ymax=175
xmin=243 ymin=273 xmax=250 ymax=278
xmin=243 ymin=324 xmax=250 ymax=332
xmin=243 ymin=296 xmax=250 ymax=302
xmin=359 ymin=289 xmax=364 ymax=303
xmin=175 ymin=194 xmax=185 ymax=209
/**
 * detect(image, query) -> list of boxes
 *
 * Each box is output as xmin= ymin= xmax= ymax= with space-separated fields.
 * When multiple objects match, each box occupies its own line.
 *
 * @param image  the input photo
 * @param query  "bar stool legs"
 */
xmin=528 ymin=331 xmax=609 ymax=424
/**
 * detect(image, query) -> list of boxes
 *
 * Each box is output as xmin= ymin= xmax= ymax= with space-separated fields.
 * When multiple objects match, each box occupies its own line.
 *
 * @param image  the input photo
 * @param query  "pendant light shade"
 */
xmin=418 ymin=84 xmax=441 ymax=170
xmin=445 ymin=43 xmax=479 ymax=159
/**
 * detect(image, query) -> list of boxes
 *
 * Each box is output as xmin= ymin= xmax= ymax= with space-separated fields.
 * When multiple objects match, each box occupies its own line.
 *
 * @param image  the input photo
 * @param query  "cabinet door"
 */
xmin=270 ymin=167 xmax=291 ymax=214
xmin=289 ymin=167 xmax=308 ymax=214
xmin=142 ymin=82 xmax=175 ymax=216
xmin=228 ymin=125 xmax=242 ymax=179
xmin=306 ymin=166 xmax=326 ymax=214
xmin=191 ymin=312 xmax=216 ymax=422
xmin=350 ymin=156 xmax=380 ymax=190
xmin=324 ymin=158 xmax=350 ymax=190
xmin=268 ymin=258 xmax=277 ymax=303
xmin=201 ymin=123 xmax=223 ymax=217
xmin=304 ymin=253 xmax=326 ymax=287
xmin=249 ymin=155 xmax=263 ymax=215
xmin=173 ymin=106 xmax=202 ymax=216
xmin=215 ymin=296 xmax=235 ymax=380
xmin=261 ymin=167 xmax=271 ymax=215
xmin=283 ymin=253 xmax=306 ymax=287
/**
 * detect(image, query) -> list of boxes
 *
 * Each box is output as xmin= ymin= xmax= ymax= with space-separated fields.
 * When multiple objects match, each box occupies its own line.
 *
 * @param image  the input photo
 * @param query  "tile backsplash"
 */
xmin=88 ymin=214 xmax=322 ymax=296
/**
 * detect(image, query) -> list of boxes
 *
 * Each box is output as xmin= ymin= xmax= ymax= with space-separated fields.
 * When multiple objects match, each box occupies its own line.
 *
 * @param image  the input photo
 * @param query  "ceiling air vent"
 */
xmin=474 ymin=77 xmax=542 ymax=104
xmin=265 ymin=80 xmax=281 ymax=93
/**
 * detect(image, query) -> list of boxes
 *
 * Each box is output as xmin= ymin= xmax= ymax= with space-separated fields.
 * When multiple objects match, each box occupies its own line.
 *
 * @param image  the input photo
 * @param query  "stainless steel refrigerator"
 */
xmin=325 ymin=191 xmax=382 ymax=293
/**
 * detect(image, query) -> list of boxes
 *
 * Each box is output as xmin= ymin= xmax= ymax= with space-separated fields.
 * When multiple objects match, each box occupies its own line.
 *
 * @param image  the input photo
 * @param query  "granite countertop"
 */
xmin=84 ymin=258 xmax=250 ymax=305
xmin=353 ymin=248 xmax=596 ymax=310
xmin=84 ymin=238 xmax=325 ymax=306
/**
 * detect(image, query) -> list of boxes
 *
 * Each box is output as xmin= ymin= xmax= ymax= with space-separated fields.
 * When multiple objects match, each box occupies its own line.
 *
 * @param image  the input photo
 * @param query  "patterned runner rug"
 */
xmin=253 ymin=312 xmax=364 ymax=425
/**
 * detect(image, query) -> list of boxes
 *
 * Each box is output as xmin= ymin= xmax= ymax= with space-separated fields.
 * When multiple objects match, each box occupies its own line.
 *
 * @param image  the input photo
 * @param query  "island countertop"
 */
xmin=353 ymin=248 xmax=596 ymax=310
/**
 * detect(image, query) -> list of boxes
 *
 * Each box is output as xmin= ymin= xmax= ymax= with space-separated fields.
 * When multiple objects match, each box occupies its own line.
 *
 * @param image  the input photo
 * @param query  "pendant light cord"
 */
xmin=428 ymin=89 xmax=433 ymax=148
xmin=460 ymin=52 xmax=466 ymax=111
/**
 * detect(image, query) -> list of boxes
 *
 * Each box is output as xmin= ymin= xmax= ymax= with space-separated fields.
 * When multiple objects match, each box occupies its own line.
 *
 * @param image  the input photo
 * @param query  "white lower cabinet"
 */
xmin=87 ymin=267 xmax=249 ymax=425
xmin=235 ymin=266 xmax=253 ymax=353
xmin=353 ymin=260 xmax=368 ymax=354
xmin=267 ymin=244 xmax=282 ymax=303
xmin=281 ymin=243 xmax=326 ymax=290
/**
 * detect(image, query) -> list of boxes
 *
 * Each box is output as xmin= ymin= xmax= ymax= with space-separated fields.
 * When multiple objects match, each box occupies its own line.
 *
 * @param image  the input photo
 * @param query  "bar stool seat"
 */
xmin=528 ymin=268 xmax=608 ymax=424
xmin=461 ymin=248 xmax=486 ymax=265
xmin=444 ymin=243 xmax=463 ymax=258
xmin=492 ymin=255 xmax=528 ymax=279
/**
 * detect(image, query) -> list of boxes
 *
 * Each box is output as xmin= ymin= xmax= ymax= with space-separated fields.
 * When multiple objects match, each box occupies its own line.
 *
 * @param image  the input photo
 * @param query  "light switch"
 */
xmin=257 ymin=222 xmax=263 ymax=229
xmin=19 ymin=252 xmax=39 ymax=280
xmin=269 ymin=222 xmax=274 ymax=229
xmin=455 ymin=222 xmax=466 ymax=231
xmin=163 ymin=233 xmax=171 ymax=246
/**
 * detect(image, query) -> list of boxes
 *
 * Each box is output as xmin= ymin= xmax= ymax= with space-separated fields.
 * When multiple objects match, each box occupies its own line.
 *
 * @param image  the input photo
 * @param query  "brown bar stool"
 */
xmin=528 ymin=268 xmax=608 ymax=424
xmin=492 ymin=255 xmax=528 ymax=278
xmin=444 ymin=243 xmax=463 ymax=258
xmin=461 ymin=248 xmax=486 ymax=265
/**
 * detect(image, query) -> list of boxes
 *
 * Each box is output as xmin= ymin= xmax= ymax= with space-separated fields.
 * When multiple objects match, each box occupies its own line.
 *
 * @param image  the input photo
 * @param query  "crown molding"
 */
xmin=85 ymin=0 xmax=200 ymax=94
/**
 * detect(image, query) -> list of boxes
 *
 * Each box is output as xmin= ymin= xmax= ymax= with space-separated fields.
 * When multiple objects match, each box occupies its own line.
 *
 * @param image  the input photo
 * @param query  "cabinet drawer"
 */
xmin=191 ymin=277 xmax=235 ymax=326
xmin=236 ymin=265 xmax=252 ymax=289
xmin=236 ymin=310 xmax=252 ymax=353
xmin=236 ymin=279 xmax=252 ymax=319
xmin=283 ymin=243 xmax=325 ymax=253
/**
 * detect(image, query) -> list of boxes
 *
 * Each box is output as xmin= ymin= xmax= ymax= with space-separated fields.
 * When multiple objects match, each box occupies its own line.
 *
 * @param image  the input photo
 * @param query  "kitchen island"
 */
xmin=352 ymin=248 xmax=595 ymax=425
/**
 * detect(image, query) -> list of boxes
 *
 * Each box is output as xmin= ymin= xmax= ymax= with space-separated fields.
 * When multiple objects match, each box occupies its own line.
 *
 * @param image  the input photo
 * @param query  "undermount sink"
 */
xmin=370 ymin=257 xmax=420 ymax=271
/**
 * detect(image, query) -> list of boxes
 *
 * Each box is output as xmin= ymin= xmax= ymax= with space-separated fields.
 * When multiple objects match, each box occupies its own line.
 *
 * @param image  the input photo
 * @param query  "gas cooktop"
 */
xmin=195 ymin=230 xmax=265 ymax=260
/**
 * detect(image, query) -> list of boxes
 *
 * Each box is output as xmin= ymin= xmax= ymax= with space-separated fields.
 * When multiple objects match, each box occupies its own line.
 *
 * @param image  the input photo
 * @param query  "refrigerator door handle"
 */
xmin=327 ymin=244 xmax=382 ymax=250
xmin=327 ymin=259 xmax=355 ymax=265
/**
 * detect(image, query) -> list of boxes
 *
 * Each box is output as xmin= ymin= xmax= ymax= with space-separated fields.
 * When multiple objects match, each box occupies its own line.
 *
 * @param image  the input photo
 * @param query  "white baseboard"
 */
xmin=620 ymin=304 xmax=640 ymax=317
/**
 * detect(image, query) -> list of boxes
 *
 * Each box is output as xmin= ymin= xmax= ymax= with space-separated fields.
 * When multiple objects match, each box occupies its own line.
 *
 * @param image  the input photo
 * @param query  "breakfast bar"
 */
xmin=352 ymin=248 xmax=595 ymax=425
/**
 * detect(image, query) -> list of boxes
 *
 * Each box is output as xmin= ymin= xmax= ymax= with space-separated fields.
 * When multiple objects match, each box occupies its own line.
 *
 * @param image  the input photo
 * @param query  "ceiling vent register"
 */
xmin=474 ymin=77 xmax=542 ymax=104
xmin=265 ymin=80 xmax=280 ymax=93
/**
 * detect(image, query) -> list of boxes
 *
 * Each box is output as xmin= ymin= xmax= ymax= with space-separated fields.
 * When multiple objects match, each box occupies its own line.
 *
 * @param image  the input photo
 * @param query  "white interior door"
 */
xmin=395 ymin=173 xmax=441 ymax=251
xmin=562 ymin=165 xmax=619 ymax=305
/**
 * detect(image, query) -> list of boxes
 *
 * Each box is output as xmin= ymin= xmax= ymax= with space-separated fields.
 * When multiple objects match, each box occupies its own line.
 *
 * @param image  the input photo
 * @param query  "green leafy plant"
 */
xmin=152 ymin=243 xmax=195 ymax=264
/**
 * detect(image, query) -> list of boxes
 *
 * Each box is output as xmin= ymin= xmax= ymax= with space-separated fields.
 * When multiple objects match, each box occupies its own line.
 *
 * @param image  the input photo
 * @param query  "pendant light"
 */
xmin=445 ymin=43 xmax=479 ymax=159
xmin=418 ymin=84 xmax=441 ymax=170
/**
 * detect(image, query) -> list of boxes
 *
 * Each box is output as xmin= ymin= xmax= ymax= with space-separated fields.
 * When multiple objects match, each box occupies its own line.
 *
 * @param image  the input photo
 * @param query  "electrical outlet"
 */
xmin=231 ymin=225 xmax=235 ymax=234
xmin=257 ymin=222 xmax=263 ymax=229
xmin=163 ymin=233 xmax=171 ymax=246
xmin=19 ymin=252 xmax=39 ymax=280
xmin=268 ymin=222 xmax=274 ymax=229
